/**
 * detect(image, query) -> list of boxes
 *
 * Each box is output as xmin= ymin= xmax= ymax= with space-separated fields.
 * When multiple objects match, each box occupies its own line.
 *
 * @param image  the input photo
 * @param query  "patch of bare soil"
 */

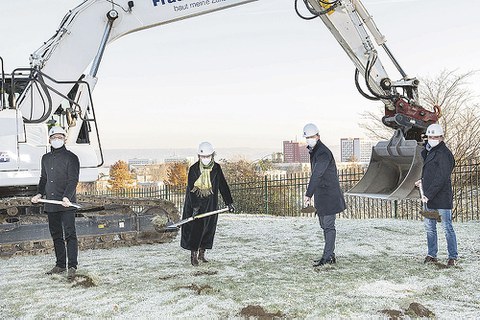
xmin=239 ymin=305 xmax=284 ymax=319
xmin=72 ymin=274 xmax=97 ymax=288
xmin=159 ymin=274 xmax=178 ymax=280
xmin=379 ymin=302 xmax=435 ymax=318
xmin=432 ymin=261 xmax=449 ymax=269
xmin=193 ymin=270 xmax=218 ymax=276
xmin=177 ymin=283 xmax=216 ymax=295
xmin=405 ymin=302 xmax=435 ymax=317
xmin=378 ymin=309 xmax=403 ymax=319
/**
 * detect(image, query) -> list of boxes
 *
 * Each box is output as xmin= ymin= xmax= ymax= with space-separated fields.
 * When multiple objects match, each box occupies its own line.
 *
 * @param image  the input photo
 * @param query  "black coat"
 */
xmin=421 ymin=141 xmax=455 ymax=209
xmin=305 ymin=140 xmax=346 ymax=216
xmin=38 ymin=146 xmax=80 ymax=212
xmin=181 ymin=161 xmax=233 ymax=251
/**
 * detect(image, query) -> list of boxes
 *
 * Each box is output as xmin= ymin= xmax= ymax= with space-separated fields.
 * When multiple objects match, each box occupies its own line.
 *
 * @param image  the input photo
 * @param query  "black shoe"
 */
xmin=46 ymin=266 xmax=66 ymax=275
xmin=191 ymin=250 xmax=199 ymax=266
xmin=313 ymin=256 xmax=336 ymax=267
xmin=313 ymin=254 xmax=336 ymax=264
xmin=447 ymin=259 xmax=457 ymax=267
xmin=424 ymin=255 xmax=438 ymax=264
xmin=67 ymin=267 xmax=77 ymax=281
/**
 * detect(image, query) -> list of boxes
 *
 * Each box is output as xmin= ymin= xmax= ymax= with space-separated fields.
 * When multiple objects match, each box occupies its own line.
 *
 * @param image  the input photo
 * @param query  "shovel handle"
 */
xmin=37 ymin=198 xmax=82 ymax=209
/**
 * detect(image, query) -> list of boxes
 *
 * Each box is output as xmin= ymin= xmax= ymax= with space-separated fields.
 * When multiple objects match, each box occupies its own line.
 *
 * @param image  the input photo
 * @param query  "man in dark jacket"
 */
xmin=416 ymin=123 xmax=457 ymax=267
xmin=31 ymin=126 xmax=80 ymax=279
xmin=303 ymin=123 xmax=346 ymax=267
xmin=181 ymin=142 xmax=234 ymax=266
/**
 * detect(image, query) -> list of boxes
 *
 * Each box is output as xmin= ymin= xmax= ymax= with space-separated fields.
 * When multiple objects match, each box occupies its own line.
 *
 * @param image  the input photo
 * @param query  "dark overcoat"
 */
xmin=421 ymin=141 xmax=455 ymax=209
xmin=181 ymin=161 xmax=233 ymax=251
xmin=305 ymin=140 xmax=346 ymax=216
xmin=38 ymin=146 xmax=79 ymax=212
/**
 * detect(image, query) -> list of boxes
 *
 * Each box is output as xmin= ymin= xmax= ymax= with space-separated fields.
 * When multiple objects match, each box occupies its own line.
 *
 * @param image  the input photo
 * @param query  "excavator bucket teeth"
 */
xmin=346 ymin=130 xmax=423 ymax=200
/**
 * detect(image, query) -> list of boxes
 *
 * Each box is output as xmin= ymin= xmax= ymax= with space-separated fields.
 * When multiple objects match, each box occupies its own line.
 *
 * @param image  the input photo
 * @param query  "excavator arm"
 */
xmin=299 ymin=0 xmax=439 ymax=138
xmin=298 ymin=0 xmax=439 ymax=199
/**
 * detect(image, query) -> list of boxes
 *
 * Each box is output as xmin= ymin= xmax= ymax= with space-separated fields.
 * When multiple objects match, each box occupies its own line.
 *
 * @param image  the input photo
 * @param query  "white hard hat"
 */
xmin=303 ymin=123 xmax=319 ymax=137
xmin=49 ymin=126 xmax=66 ymax=137
xmin=426 ymin=123 xmax=444 ymax=136
xmin=198 ymin=141 xmax=214 ymax=156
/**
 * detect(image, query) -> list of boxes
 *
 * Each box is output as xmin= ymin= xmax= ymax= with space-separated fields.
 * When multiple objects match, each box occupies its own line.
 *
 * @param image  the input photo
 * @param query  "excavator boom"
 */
xmin=299 ymin=0 xmax=440 ymax=200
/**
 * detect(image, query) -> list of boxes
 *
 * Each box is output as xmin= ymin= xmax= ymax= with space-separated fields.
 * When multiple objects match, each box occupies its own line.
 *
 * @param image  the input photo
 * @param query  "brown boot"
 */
xmin=191 ymin=250 xmax=199 ymax=266
xmin=198 ymin=248 xmax=209 ymax=263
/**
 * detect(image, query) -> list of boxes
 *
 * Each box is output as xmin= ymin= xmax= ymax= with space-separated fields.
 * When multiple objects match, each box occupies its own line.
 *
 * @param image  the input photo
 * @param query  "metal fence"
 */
xmin=84 ymin=160 xmax=480 ymax=221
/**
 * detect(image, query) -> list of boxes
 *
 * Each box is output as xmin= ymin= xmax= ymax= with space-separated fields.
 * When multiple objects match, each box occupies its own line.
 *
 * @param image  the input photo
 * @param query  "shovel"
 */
xmin=164 ymin=207 xmax=229 ymax=231
xmin=418 ymin=184 xmax=441 ymax=222
xmin=37 ymin=198 xmax=82 ymax=209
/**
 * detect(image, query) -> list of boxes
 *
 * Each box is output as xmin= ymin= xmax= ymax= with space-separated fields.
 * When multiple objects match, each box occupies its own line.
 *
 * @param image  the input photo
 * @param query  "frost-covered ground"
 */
xmin=1 ymin=215 xmax=480 ymax=319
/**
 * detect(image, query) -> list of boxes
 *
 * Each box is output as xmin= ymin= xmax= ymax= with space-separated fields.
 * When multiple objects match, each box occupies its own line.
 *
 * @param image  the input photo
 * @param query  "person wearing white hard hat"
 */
xmin=180 ymin=141 xmax=235 ymax=266
xmin=303 ymin=123 xmax=346 ymax=267
xmin=31 ymin=126 xmax=80 ymax=280
xmin=415 ymin=123 xmax=458 ymax=267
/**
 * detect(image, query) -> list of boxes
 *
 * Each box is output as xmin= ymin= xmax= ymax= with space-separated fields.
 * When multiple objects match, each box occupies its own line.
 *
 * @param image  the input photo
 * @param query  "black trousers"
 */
xmin=47 ymin=211 xmax=78 ymax=269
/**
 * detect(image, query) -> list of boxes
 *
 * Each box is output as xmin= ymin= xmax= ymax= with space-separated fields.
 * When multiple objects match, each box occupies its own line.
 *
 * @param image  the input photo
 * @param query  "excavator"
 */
xmin=0 ymin=0 xmax=439 ymax=255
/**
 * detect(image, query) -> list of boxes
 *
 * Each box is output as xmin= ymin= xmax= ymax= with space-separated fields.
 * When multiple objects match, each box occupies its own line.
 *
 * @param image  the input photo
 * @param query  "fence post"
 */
xmin=392 ymin=200 xmax=398 ymax=218
xmin=264 ymin=175 xmax=268 ymax=215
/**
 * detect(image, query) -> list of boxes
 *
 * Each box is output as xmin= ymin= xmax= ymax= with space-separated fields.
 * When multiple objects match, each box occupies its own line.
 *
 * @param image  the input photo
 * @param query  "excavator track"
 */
xmin=0 ymin=195 xmax=180 ymax=258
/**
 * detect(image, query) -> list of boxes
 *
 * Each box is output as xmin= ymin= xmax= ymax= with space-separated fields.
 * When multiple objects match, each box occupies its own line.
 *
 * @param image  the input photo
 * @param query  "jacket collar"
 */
xmin=50 ymin=145 xmax=67 ymax=153
xmin=308 ymin=140 xmax=321 ymax=153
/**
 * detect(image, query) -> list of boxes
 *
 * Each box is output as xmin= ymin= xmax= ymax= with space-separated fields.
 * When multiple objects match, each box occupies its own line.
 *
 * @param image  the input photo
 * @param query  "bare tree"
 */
xmin=420 ymin=70 xmax=480 ymax=161
xmin=358 ymin=70 xmax=480 ymax=161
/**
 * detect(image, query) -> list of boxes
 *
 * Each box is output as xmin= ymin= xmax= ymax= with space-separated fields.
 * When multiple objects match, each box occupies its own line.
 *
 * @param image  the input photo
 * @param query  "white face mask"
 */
xmin=200 ymin=157 xmax=212 ymax=166
xmin=306 ymin=138 xmax=317 ymax=148
xmin=50 ymin=139 xmax=65 ymax=149
xmin=428 ymin=139 xmax=440 ymax=148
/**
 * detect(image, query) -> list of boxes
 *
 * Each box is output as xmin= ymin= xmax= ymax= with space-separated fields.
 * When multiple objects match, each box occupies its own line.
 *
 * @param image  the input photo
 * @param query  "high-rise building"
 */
xmin=340 ymin=138 xmax=376 ymax=163
xmin=283 ymin=141 xmax=310 ymax=163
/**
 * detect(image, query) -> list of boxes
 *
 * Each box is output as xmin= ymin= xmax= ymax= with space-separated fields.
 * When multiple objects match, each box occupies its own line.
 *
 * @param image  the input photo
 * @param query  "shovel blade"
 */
xmin=346 ymin=131 xmax=423 ymax=200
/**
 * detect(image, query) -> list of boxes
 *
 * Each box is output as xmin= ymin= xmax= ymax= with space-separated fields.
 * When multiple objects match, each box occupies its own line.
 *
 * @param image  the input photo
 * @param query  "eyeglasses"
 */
xmin=50 ymin=134 xmax=65 ymax=140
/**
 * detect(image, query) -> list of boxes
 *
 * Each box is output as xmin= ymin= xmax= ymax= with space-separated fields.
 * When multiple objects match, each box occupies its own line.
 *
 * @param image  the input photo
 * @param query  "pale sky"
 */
xmin=2 ymin=0 xmax=479 ymax=151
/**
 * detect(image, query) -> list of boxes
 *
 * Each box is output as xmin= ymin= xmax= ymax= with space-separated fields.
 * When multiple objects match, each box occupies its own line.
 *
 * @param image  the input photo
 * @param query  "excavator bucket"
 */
xmin=346 ymin=130 xmax=423 ymax=200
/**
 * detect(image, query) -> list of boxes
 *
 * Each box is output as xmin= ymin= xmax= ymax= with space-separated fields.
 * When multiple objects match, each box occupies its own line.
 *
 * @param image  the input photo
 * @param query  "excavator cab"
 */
xmin=346 ymin=129 xmax=423 ymax=200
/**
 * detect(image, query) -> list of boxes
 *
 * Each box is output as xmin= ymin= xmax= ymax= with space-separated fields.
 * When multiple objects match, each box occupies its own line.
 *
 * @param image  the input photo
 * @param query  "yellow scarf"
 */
xmin=192 ymin=160 xmax=214 ymax=197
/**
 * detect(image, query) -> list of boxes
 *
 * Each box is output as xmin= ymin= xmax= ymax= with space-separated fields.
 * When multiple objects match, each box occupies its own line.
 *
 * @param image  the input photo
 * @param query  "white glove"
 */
xmin=421 ymin=195 xmax=429 ymax=203
xmin=62 ymin=197 xmax=72 ymax=207
xmin=304 ymin=196 xmax=311 ymax=207
xmin=31 ymin=194 xmax=42 ymax=203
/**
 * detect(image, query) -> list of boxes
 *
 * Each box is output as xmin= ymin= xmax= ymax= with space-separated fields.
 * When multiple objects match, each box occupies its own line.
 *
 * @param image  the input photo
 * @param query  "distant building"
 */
xmin=283 ymin=141 xmax=309 ymax=163
xmin=340 ymin=138 xmax=376 ymax=163
xmin=128 ymin=158 xmax=156 ymax=167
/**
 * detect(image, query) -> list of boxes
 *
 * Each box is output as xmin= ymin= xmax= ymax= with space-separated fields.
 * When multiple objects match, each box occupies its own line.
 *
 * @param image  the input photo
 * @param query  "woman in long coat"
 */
xmin=181 ymin=142 xmax=234 ymax=266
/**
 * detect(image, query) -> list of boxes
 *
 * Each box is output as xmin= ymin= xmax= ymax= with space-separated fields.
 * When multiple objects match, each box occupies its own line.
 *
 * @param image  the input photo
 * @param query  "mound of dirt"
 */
xmin=406 ymin=302 xmax=435 ymax=317
xmin=239 ymin=305 xmax=284 ymax=319
xmin=379 ymin=302 xmax=435 ymax=318
xmin=378 ymin=309 xmax=403 ymax=319
xmin=72 ymin=275 xmax=97 ymax=288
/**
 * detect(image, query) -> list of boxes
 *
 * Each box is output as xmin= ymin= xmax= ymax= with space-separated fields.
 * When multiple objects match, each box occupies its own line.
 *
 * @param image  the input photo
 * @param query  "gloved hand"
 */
xmin=228 ymin=203 xmax=235 ymax=213
xmin=421 ymin=195 xmax=429 ymax=203
xmin=415 ymin=180 xmax=422 ymax=188
xmin=62 ymin=197 xmax=72 ymax=207
xmin=192 ymin=207 xmax=200 ymax=217
xmin=304 ymin=196 xmax=311 ymax=207
xmin=31 ymin=194 xmax=42 ymax=203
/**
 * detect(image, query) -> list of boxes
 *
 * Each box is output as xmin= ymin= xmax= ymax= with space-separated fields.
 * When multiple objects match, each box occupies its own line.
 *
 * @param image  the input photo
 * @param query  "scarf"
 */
xmin=191 ymin=160 xmax=214 ymax=197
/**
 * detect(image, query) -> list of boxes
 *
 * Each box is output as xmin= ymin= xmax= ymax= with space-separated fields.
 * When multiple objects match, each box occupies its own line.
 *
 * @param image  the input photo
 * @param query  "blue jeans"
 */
xmin=424 ymin=208 xmax=458 ymax=260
